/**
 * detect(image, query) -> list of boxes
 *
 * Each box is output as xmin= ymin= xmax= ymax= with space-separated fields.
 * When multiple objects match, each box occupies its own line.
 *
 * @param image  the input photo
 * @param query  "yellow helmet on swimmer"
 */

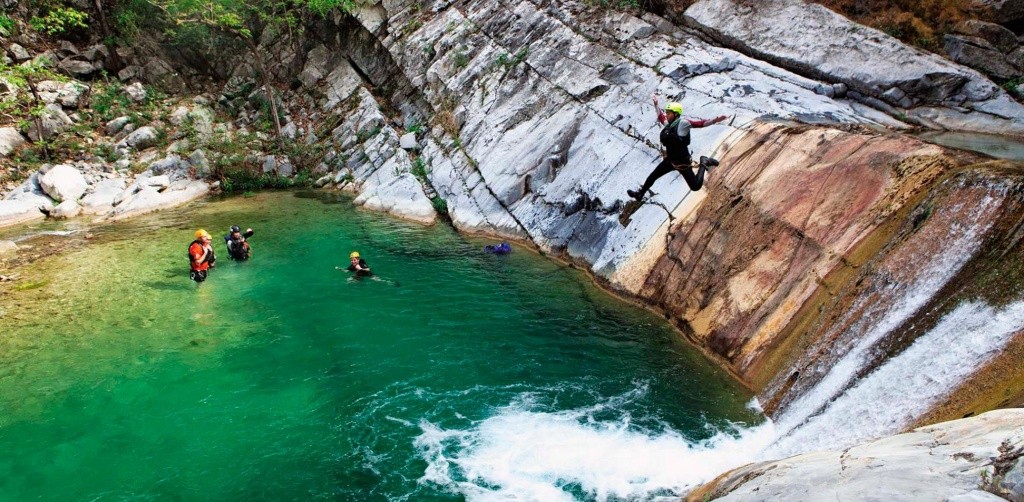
xmin=664 ymin=102 xmax=683 ymax=114
xmin=350 ymin=251 xmax=360 ymax=259
xmin=195 ymin=229 xmax=211 ymax=239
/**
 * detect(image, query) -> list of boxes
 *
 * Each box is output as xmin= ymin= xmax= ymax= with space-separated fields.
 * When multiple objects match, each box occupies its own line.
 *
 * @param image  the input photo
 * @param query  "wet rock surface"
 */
xmin=687 ymin=409 xmax=1024 ymax=502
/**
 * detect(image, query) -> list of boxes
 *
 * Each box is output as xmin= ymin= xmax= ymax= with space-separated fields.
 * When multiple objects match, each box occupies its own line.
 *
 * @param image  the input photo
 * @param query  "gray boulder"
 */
xmin=148 ymin=154 xmax=185 ymax=175
xmin=120 ymin=126 xmax=159 ymax=150
xmin=50 ymin=199 xmax=82 ymax=219
xmin=0 ymin=127 xmax=26 ymax=156
xmin=24 ymin=104 xmax=72 ymax=142
xmin=143 ymin=58 xmax=186 ymax=94
xmin=118 ymin=65 xmax=143 ymax=82
xmin=277 ymin=157 xmax=293 ymax=177
xmin=956 ymin=20 xmax=1019 ymax=52
xmin=80 ymin=178 xmax=126 ymax=214
xmin=972 ymin=0 xmax=1024 ymax=24
xmin=39 ymin=164 xmax=88 ymax=202
xmin=124 ymin=82 xmax=147 ymax=103
xmin=105 ymin=116 xmax=131 ymax=136
xmin=189 ymin=149 xmax=210 ymax=177
xmin=9 ymin=43 xmax=30 ymax=62
xmin=58 ymin=58 xmax=98 ymax=78
xmin=945 ymin=34 xmax=1021 ymax=80
xmin=399 ymin=132 xmax=419 ymax=150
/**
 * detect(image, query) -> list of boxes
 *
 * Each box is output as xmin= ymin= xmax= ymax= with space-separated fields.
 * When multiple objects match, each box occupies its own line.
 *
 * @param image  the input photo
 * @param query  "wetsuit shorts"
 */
xmin=190 ymin=270 xmax=208 ymax=283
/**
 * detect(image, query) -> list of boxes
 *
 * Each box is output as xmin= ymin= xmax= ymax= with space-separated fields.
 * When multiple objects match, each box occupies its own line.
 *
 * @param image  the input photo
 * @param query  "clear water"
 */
xmin=0 ymin=191 xmax=761 ymax=501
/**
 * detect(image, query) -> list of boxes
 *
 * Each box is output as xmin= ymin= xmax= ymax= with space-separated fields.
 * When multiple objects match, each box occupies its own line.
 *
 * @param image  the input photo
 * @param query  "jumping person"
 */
xmin=626 ymin=97 xmax=727 ymax=201
xmin=188 ymin=229 xmax=215 ymax=283
xmin=224 ymin=225 xmax=254 ymax=261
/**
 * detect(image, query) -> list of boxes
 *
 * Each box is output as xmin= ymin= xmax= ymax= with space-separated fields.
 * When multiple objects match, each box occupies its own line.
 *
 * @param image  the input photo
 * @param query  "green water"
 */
xmin=0 ymin=191 xmax=760 ymax=501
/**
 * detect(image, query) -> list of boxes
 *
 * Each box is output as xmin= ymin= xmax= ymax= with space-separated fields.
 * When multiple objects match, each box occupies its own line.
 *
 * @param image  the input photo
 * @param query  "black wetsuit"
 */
xmin=347 ymin=259 xmax=372 ymax=276
xmin=633 ymin=118 xmax=709 ymax=198
xmin=225 ymin=229 xmax=254 ymax=261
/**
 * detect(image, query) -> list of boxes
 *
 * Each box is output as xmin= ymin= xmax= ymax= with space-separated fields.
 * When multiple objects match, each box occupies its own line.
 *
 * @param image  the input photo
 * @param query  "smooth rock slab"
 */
xmin=690 ymin=409 xmax=1024 ymax=502
xmin=80 ymin=178 xmax=127 ymax=215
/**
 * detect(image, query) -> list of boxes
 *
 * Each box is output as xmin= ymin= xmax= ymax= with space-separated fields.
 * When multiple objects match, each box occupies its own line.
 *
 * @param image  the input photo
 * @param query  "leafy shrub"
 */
xmin=30 ymin=6 xmax=88 ymax=36
xmin=0 ymin=14 xmax=15 ymax=36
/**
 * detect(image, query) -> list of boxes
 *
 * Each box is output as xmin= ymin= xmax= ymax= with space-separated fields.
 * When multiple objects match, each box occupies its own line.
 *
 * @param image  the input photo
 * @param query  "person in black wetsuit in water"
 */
xmin=224 ymin=225 xmax=254 ymax=261
xmin=345 ymin=251 xmax=372 ymax=277
xmin=626 ymin=97 xmax=727 ymax=201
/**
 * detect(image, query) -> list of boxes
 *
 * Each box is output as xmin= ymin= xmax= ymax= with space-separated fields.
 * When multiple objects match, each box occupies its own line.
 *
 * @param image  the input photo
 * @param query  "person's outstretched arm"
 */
xmin=687 ymin=115 xmax=728 ymax=128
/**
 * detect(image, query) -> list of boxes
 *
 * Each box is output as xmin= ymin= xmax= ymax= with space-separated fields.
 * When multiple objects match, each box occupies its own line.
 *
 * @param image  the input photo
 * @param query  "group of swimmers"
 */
xmin=187 ymin=225 xmax=373 ymax=283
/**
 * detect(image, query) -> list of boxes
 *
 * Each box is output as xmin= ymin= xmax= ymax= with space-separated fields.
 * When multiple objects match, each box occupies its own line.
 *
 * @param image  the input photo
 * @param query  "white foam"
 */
xmin=415 ymin=388 xmax=775 ymax=501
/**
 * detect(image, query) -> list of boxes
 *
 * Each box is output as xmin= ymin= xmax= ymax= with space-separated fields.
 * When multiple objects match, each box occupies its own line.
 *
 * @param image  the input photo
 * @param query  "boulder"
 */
xmin=142 ymin=175 xmax=171 ymax=189
xmin=188 ymin=149 xmax=210 ymax=178
xmin=107 ymin=179 xmax=209 ymax=221
xmin=124 ymin=82 xmax=147 ymax=102
xmin=945 ymin=34 xmax=1021 ymax=81
xmin=58 ymin=58 xmax=98 ymax=78
xmin=120 ymin=126 xmax=159 ymax=151
xmin=956 ymin=20 xmax=1019 ymax=53
xmin=118 ymin=65 xmax=143 ymax=82
xmin=399 ymin=132 xmax=419 ymax=150
xmin=80 ymin=178 xmax=126 ymax=214
xmin=972 ymin=0 xmax=1024 ymax=24
xmin=148 ymin=154 xmax=184 ymax=176
xmin=143 ymin=58 xmax=186 ymax=94
xmin=1009 ymin=46 xmax=1024 ymax=72
xmin=0 ymin=198 xmax=47 ymax=227
xmin=9 ymin=43 xmax=30 ymax=62
xmin=0 ymin=127 xmax=26 ymax=156
xmin=105 ymin=116 xmax=131 ymax=136
xmin=39 ymin=164 xmax=88 ymax=202
xmin=50 ymin=199 xmax=82 ymax=219
xmin=80 ymin=44 xmax=110 ymax=64
xmin=277 ymin=157 xmax=294 ymax=177
xmin=23 ymin=104 xmax=72 ymax=142
xmin=262 ymin=155 xmax=277 ymax=173
xmin=56 ymin=81 xmax=86 ymax=109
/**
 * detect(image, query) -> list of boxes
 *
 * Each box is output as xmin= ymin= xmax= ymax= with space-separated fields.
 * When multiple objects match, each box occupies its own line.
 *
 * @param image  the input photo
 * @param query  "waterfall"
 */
xmin=763 ymin=299 xmax=1024 ymax=458
xmin=759 ymin=183 xmax=1024 ymax=457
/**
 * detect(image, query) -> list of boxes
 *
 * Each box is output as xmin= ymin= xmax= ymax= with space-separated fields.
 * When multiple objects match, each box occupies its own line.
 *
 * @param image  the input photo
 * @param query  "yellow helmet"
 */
xmin=664 ymin=102 xmax=683 ymax=114
xmin=350 ymin=251 xmax=360 ymax=259
xmin=195 ymin=229 xmax=211 ymax=239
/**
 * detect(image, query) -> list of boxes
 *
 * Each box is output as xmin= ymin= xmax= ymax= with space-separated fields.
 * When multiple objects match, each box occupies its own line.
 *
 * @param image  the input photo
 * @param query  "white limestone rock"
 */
xmin=107 ymin=179 xmax=209 ymax=221
xmin=684 ymin=0 xmax=1024 ymax=134
xmin=353 ymin=156 xmax=436 ymax=225
xmin=50 ymin=199 xmax=82 ymax=219
xmin=39 ymin=164 xmax=88 ymax=202
xmin=0 ymin=127 xmax=26 ymax=156
xmin=80 ymin=178 xmax=127 ymax=215
xmin=700 ymin=409 xmax=1024 ymax=502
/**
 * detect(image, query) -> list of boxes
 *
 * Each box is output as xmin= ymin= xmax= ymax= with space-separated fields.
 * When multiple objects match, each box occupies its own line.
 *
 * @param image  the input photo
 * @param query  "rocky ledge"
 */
xmin=687 ymin=409 xmax=1024 ymax=501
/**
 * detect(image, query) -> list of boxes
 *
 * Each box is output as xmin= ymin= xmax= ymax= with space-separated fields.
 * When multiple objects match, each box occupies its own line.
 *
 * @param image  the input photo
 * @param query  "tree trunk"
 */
xmin=245 ymin=38 xmax=283 ymax=147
